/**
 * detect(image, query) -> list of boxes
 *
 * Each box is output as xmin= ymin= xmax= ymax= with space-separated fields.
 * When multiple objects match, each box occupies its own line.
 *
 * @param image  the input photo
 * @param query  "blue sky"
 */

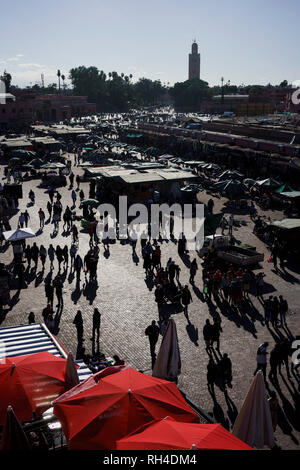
xmin=1 ymin=0 xmax=299 ymax=88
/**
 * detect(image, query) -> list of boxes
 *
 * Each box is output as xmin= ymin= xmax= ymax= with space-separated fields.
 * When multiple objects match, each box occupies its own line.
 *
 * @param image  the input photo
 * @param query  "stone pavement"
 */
xmin=1 ymin=155 xmax=300 ymax=450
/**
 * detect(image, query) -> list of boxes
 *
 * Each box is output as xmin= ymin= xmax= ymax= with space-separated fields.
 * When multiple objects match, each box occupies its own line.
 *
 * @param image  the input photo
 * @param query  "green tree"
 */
xmin=279 ymin=80 xmax=288 ymax=87
xmin=169 ymin=78 xmax=212 ymax=108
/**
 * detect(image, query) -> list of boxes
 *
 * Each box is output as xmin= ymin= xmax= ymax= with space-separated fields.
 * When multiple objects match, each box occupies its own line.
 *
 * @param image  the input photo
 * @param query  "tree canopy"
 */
xmin=168 ymin=78 xmax=212 ymax=108
xmin=69 ymin=66 xmax=167 ymax=111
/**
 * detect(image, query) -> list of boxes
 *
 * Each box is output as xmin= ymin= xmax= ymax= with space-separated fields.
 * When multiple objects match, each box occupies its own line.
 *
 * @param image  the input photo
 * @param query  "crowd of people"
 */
xmin=0 ymin=125 xmax=299 ymax=451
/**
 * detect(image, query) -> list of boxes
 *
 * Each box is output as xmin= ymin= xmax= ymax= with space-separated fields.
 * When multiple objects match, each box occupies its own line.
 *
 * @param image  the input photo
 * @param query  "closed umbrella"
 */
xmin=65 ymin=352 xmax=80 ymax=391
xmin=53 ymin=368 xmax=199 ymax=450
xmin=152 ymin=319 xmax=181 ymax=382
xmin=116 ymin=416 xmax=253 ymax=450
xmin=0 ymin=352 xmax=72 ymax=424
xmin=1 ymin=406 xmax=31 ymax=450
xmin=3 ymin=228 xmax=35 ymax=241
xmin=232 ymin=370 xmax=275 ymax=449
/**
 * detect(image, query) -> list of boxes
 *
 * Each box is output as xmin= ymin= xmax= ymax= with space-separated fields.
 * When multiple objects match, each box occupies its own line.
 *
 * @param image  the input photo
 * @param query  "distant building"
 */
xmin=0 ymin=91 xmax=97 ymax=130
xmin=188 ymin=41 xmax=200 ymax=80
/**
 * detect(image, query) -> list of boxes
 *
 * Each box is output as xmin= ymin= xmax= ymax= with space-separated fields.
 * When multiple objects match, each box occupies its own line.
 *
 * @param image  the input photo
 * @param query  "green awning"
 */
xmin=126 ymin=133 xmax=143 ymax=138
xmin=275 ymin=184 xmax=296 ymax=194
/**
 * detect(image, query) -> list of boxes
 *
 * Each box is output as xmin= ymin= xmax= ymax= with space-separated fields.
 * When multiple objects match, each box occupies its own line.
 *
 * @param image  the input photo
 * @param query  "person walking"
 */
xmin=46 ymin=313 xmax=55 ymax=334
xmin=69 ymin=172 xmax=74 ymax=188
xmin=203 ymin=319 xmax=213 ymax=353
xmin=268 ymin=343 xmax=281 ymax=383
xmin=53 ymin=275 xmax=63 ymax=307
xmin=72 ymin=224 xmax=79 ymax=244
xmin=79 ymin=189 xmax=85 ymax=202
xmin=181 ymin=285 xmax=192 ymax=316
xmin=264 ymin=296 xmax=273 ymax=327
xmin=31 ymin=242 xmax=39 ymax=271
xmin=219 ymin=353 xmax=232 ymax=387
xmin=24 ymin=244 xmax=32 ymax=268
xmin=56 ymin=246 xmax=64 ymax=272
xmin=71 ymin=189 xmax=77 ymax=206
xmin=18 ymin=212 xmax=25 ymax=228
xmin=48 ymin=244 xmax=55 ymax=270
xmin=47 ymin=201 xmax=52 ymax=220
xmin=255 ymin=272 xmax=265 ymax=298
xmin=76 ymin=175 xmax=81 ymax=190
xmin=14 ymin=262 xmax=25 ymax=289
xmin=38 ymin=208 xmax=45 ymax=229
xmin=211 ymin=318 xmax=223 ymax=351
xmin=73 ymin=310 xmax=84 ymax=343
xmin=28 ymin=311 xmax=35 ymax=325
xmin=39 ymin=244 xmax=47 ymax=269
xmin=279 ymin=295 xmax=288 ymax=327
xmin=207 ymin=358 xmax=216 ymax=395
xmin=91 ymin=308 xmax=101 ymax=343
xmin=70 ymin=244 xmax=77 ymax=267
xmin=63 ymin=245 xmax=69 ymax=267
xmin=145 ymin=320 xmax=160 ymax=368
xmin=278 ymin=339 xmax=291 ymax=378
xmin=253 ymin=342 xmax=269 ymax=380
xmin=45 ymin=280 xmax=54 ymax=308
xmin=23 ymin=210 xmax=30 ymax=227
xmin=271 ymin=296 xmax=279 ymax=328
xmin=189 ymin=258 xmax=198 ymax=284
xmin=74 ymin=254 xmax=83 ymax=280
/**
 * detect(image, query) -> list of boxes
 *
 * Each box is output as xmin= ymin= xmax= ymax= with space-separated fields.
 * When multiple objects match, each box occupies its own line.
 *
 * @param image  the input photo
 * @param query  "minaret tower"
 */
xmin=188 ymin=39 xmax=200 ymax=80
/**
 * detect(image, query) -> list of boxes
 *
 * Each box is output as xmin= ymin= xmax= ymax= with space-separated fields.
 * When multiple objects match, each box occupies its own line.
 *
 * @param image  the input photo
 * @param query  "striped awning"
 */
xmin=0 ymin=323 xmax=92 ymax=382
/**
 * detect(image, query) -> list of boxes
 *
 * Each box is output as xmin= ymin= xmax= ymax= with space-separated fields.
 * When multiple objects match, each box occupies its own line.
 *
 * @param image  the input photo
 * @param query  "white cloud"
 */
xmin=19 ymin=63 xmax=45 ymax=69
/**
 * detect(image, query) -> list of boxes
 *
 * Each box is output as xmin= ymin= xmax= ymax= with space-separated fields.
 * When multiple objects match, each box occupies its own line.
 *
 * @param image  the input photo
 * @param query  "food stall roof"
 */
xmin=270 ymin=218 xmax=300 ymax=230
xmin=97 ymin=166 xmax=197 ymax=185
xmin=279 ymin=191 xmax=300 ymax=199
xmin=1 ymin=139 xmax=32 ymax=148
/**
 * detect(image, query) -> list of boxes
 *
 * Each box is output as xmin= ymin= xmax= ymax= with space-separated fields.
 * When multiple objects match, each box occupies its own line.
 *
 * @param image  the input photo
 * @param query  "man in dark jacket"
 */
xmin=91 ymin=308 xmax=101 ymax=343
xmin=145 ymin=320 xmax=160 ymax=367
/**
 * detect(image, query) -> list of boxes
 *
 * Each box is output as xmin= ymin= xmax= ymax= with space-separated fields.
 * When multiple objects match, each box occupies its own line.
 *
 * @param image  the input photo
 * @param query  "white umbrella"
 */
xmin=232 ymin=370 xmax=275 ymax=449
xmin=65 ymin=352 xmax=80 ymax=391
xmin=3 ymin=228 xmax=35 ymax=241
xmin=152 ymin=319 xmax=181 ymax=382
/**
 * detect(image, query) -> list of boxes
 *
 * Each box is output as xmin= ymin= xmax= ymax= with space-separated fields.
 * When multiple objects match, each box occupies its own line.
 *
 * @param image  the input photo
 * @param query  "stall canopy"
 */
xmin=269 ymin=218 xmax=300 ymax=230
xmin=275 ymin=184 xmax=296 ymax=194
xmin=116 ymin=417 xmax=253 ymax=450
xmin=279 ymin=191 xmax=300 ymax=199
xmin=53 ymin=367 xmax=199 ymax=450
xmin=0 ymin=352 xmax=75 ymax=424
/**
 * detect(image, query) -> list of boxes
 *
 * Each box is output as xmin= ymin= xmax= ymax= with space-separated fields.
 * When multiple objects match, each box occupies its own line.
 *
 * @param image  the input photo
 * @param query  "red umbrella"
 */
xmin=0 ymin=352 xmax=71 ymax=424
xmin=53 ymin=368 xmax=199 ymax=450
xmin=116 ymin=416 xmax=253 ymax=450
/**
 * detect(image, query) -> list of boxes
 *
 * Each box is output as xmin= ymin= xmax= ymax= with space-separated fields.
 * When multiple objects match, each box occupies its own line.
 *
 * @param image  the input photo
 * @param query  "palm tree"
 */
xmin=61 ymin=74 xmax=66 ymax=93
xmin=57 ymin=69 xmax=61 ymax=93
